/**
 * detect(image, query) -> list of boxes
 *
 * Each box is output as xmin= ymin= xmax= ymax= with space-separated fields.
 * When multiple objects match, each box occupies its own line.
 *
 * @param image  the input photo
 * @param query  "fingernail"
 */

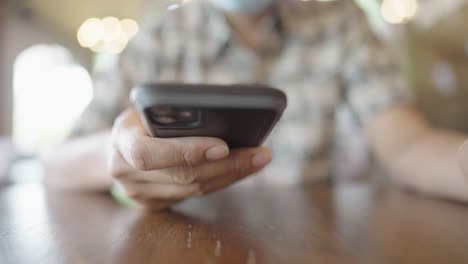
xmin=205 ymin=146 xmax=229 ymax=161
xmin=252 ymin=151 xmax=273 ymax=168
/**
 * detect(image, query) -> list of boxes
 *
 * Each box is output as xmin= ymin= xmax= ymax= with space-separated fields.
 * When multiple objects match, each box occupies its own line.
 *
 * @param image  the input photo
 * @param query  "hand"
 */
xmin=109 ymin=108 xmax=273 ymax=210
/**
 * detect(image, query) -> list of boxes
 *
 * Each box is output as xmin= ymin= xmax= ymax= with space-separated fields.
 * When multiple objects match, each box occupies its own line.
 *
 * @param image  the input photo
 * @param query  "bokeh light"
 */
xmin=120 ymin=19 xmax=139 ymax=39
xmin=77 ymin=18 xmax=103 ymax=48
xmin=100 ymin=17 xmax=122 ymax=42
xmin=77 ymin=17 xmax=139 ymax=54
xmin=381 ymin=0 xmax=419 ymax=24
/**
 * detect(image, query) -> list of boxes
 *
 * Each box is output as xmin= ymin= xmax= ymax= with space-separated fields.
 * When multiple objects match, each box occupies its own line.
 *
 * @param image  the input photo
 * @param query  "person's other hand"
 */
xmin=109 ymin=108 xmax=273 ymax=210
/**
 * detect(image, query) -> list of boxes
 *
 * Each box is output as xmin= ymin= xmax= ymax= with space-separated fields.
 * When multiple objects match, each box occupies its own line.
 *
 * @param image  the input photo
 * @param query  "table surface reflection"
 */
xmin=1 ymin=163 xmax=468 ymax=264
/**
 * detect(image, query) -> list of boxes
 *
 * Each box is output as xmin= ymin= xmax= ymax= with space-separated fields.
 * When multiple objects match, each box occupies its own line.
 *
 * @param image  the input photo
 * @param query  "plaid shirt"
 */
xmin=72 ymin=0 xmax=412 ymax=184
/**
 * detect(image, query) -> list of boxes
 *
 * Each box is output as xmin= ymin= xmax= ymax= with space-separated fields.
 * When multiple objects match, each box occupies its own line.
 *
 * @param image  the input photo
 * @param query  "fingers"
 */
xmin=197 ymin=148 xmax=272 ymax=194
xmin=113 ymin=108 xmax=229 ymax=171
xmin=112 ymin=147 xmax=272 ymax=185
xmin=109 ymin=108 xmax=274 ymax=210
xmin=121 ymin=181 xmax=201 ymax=201
xmin=161 ymin=147 xmax=272 ymax=184
xmin=200 ymin=163 xmax=267 ymax=195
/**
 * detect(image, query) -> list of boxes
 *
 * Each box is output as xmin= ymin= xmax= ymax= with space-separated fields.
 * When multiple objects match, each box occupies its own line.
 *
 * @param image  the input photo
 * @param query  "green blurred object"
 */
xmin=110 ymin=183 xmax=140 ymax=208
xmin=354 ymin=0 xmax=381 ymax=17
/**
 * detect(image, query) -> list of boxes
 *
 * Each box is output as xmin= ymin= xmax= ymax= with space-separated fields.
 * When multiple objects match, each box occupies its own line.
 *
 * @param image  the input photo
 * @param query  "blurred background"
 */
xmin=1 ymin=0 xmax=468 ymax=174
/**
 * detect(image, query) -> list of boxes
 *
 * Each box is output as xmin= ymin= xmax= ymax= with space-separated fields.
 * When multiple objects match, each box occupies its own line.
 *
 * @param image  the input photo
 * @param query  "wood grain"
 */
xmin=1 ymin=174 xmax=468 ymax=263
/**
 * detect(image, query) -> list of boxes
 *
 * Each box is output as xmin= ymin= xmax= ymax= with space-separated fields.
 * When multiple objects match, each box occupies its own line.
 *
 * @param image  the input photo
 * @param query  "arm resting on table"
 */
xmin=366 ymin=105 xmax=468 ymax=201
xmin=40 ymin=131 xmax=113 ymax=192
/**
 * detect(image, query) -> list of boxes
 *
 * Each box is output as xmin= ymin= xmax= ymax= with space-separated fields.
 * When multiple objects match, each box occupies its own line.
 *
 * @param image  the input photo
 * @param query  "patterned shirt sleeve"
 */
xmin=340 ymin=3 xmax=414 ymax=124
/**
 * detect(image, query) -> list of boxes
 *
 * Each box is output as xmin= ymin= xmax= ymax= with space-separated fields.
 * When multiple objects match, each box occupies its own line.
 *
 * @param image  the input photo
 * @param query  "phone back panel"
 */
xmin=132 ymin=84 xmax=287 ymax=148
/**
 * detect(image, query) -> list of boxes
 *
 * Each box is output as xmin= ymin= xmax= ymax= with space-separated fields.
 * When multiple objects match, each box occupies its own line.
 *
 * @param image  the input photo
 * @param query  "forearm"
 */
xmin=386 ymin=129 xmax=468 ymax=201
xmin=40 ymin=131 xmax=113 ymax=192
xmin=366 ymin=106 xmax=468 ymax=202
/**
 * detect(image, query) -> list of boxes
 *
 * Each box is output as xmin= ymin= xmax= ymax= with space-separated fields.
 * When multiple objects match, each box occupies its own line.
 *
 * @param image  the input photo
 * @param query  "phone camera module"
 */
xmin=148 ymin=107 xmax=202 ymax=128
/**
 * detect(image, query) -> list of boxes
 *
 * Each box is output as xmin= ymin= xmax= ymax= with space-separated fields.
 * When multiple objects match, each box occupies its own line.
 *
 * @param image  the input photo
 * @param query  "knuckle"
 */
xmin=183 ymin=150 xmax=195 ymax=167
xmin=228 ymin=151 xmax=255 ymax=176
xmin=129 ymin=137 xmax=152 ymax=170
xmin=172 ymin=167 xmax=198 ymax=185
xmin=230 ymin=152 xmax=246 ymax=174
xmin=170 ymin=142 xmax=201 ymax=167
xmin=180 ymin=143 xmax=197 ymax=167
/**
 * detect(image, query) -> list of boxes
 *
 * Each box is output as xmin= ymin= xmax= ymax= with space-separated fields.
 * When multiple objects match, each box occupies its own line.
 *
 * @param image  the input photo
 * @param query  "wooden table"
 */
xmin=1 ymin=162 xmax=468 ymax=264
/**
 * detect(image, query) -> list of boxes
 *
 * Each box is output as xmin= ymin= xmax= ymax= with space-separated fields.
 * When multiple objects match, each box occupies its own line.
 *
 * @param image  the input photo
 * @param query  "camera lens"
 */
xmin=148 ymin=107 xmax=201 ymax=128
xmin=177 ymin=109 xmax=198 ymax=122
xmin=179 ymin=111 xmax=193 ymax=118
xmin=155 ymin=116 xmax=177 ymax=124
xmin=150 ymin=107 xmax=173 ymax=116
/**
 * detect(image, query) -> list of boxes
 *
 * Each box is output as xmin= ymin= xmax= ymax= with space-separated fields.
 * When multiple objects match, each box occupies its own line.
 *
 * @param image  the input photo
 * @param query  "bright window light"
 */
xmin=13 ymin=45 xmax=93 ymax=153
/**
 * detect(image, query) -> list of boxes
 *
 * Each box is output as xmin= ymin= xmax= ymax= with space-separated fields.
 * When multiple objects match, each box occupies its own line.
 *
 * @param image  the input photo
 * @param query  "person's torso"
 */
xmin=129 ymin=0 xmax=353 ymax=184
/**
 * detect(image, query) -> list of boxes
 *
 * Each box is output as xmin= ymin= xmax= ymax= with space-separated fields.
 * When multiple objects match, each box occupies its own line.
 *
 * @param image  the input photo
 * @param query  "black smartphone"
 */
xmin=130 ymin=83 xmax=287 ymax=148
